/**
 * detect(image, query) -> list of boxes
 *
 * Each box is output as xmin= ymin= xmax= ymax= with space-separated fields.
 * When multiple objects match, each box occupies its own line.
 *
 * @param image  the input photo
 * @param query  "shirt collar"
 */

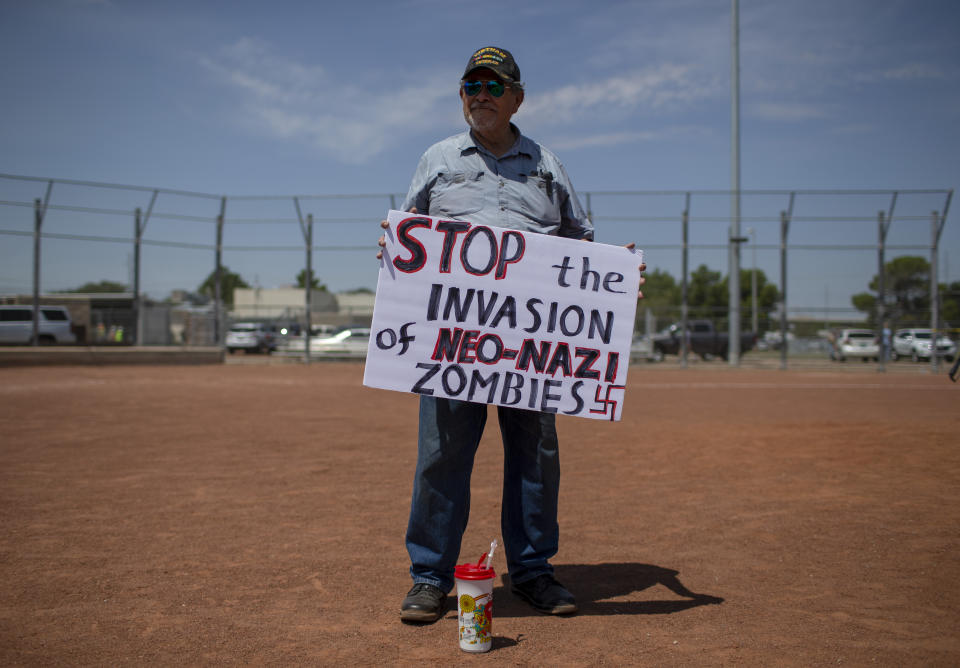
xmin=458 ymin=123 xmax=534 ymax=159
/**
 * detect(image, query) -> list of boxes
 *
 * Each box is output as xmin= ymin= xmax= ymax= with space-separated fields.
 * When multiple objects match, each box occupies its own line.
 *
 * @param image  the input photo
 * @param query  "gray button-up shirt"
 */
xmin=401 ymin=125 xmax=593 ymax=240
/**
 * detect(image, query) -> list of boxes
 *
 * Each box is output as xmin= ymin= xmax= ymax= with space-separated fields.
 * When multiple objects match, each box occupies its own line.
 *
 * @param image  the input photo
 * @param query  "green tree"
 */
xmin=687 ymin=264 xmax=726 ymax=319
xmin=635 ymin=268 xmax=681 ymax=328
xmin=296 ymin=269 xmax=327 ymax=291
xmin=851 ymin=255 xmax=931 ymax=327
xmin=58 ymin=280 xmax=129 ymax=293
xmin=637 ymin=264 xmax=780 ymax=332
xmin=943 ymin=280 xmax=960 ymax=326
xmin=198 ymin=266 xmax=249 ymax=308
xmin=719 ymin=268 xmax=781 ymax=332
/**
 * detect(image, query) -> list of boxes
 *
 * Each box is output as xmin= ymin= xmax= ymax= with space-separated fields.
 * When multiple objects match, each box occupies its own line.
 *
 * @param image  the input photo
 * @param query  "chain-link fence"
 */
xmin=0 ymin=173 xmax=954 ymax=369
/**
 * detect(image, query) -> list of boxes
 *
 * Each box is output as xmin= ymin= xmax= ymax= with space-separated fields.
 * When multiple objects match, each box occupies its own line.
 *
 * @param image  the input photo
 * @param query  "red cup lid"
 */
xmin=454 ymin=562 xmax=495 ymax=580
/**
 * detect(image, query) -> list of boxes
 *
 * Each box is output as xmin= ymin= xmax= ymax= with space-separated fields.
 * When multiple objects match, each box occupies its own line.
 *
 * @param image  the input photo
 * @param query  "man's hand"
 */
xmin=377 ymin=207 xmax=417 ymax=260
xmin=580 ymin=238 xmax=646 ymax=299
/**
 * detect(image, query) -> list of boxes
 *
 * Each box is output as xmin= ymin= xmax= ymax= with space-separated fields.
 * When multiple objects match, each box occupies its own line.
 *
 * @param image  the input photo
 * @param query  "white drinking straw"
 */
xmin=484 ymin=539 xmax=498 ymax=569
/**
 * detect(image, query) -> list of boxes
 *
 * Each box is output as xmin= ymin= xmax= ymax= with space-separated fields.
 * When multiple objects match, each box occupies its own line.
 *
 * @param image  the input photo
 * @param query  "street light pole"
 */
xmin=729 ymin=0 xmax=742 ymax=365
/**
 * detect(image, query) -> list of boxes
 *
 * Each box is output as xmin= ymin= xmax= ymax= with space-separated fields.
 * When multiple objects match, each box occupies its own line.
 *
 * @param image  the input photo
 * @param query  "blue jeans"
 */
xmin=405 ymin=395 xmax=560 ymax=593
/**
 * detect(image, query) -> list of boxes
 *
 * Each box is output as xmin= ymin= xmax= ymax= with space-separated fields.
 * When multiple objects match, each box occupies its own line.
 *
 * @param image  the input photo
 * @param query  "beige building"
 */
xmin=232 ymin=288 xmax=374 ymax=327
xmin=334 ymin=291 xmax=376 ymax=323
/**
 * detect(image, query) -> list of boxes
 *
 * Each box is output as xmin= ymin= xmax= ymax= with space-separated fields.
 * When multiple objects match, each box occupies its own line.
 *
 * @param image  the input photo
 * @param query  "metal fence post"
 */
xmin=134 ymin=207 xmax=142 ymax=346
xmin=930 ymin=210 xmax=941 ymax=374
xmin=28 ymin=181 xmax=55 ymax=346
xmin=779 ymin=208 xmax=790 ymax=370
xmin=931 ymin=191 xmax=952 ymax=373
xmin=876 ymin=211 xmax=889 ymax=372
xmin=305 ymin=213 xmax=313 ymax=365
xmin=32 ymin=198 xmax=42 ymax=346
xmin=134 ymin=190 xmax=158 ymax=347
xmin=293 ymin=197 xmax=314 ymax=364
xmin=681 ymin=194 xmax=690 ymax=368
xmin=214 ymin=196 xmax=226 ymax=346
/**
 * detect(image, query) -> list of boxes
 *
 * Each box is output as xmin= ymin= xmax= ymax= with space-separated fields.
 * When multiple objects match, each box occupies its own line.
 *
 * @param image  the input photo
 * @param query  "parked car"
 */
xmin=829 ymin=328 xmax=879 ymax=362
xmin=758 ymin=330 xmax=795 ymax=351
xmin=310 ymin=326 xmax=371 ymax=354
xmin=225 ymin=322 xmax=277 ymax=354
xmin=0 ymin=305 xmax=77 ymax=345
xmin=277 ymin=324 xmax=337 ymax=353
xmin=281 ymin=325 xmax=370 ymax=355
xmin=650 ymin=319 xmax=757 ymax=361
xmin=630 ymin=335 xmax=658 ymax=362
xmin=891 ymin=328 xmax=956 ymax=362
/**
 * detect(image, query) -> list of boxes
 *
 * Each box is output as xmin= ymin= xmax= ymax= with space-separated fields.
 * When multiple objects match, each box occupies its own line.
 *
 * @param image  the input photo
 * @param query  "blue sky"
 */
xmin=1 ymin=0 xmax=957 ymax=313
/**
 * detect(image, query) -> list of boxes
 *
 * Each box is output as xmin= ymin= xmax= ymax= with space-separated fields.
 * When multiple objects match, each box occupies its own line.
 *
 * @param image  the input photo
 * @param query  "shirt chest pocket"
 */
xmin=430 ymin=172 xmax=485 ymax=217
xmin=515 ymin=175 xmax=561 ymax=224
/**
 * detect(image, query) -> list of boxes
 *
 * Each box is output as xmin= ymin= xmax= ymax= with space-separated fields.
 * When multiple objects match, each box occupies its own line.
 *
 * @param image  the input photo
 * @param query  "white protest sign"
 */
xmin=362 ymin=210 xmax=643 ymax=421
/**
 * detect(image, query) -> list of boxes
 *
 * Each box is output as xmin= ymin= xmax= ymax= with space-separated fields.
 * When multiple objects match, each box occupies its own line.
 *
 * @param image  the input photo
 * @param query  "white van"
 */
xmin=0 ymin=305 xmax=77 ymax=345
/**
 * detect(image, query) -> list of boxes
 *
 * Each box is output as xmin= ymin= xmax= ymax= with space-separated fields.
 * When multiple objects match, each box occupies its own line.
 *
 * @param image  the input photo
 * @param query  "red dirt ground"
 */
xmin=1 ymin=363 xmax=959 ymax=666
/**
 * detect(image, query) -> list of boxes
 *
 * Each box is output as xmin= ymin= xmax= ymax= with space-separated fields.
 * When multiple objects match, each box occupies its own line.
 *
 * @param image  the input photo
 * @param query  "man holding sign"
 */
xmin=375 ymin=46 xmax=644 ymax=623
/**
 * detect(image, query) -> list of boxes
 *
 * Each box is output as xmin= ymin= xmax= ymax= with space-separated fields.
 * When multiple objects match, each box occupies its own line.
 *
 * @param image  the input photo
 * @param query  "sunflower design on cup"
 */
xmin=458 ymin=593 xmax=492 ymax=644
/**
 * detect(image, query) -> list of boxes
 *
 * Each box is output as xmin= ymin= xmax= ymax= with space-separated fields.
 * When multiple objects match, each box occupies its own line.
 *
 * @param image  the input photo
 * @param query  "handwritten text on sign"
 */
xmin=362 ymin=211 xmax=643 ymax=421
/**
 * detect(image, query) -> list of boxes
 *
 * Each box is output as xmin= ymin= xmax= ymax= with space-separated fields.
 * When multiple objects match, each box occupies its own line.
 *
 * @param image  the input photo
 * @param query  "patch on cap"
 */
xmin=463 ymin=46 xmax=521 ymax=83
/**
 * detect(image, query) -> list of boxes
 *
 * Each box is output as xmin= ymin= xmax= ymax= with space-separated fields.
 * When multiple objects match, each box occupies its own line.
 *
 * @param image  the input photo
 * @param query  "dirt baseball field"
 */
xmin=1 ymin=362 xmax=958 ymax=666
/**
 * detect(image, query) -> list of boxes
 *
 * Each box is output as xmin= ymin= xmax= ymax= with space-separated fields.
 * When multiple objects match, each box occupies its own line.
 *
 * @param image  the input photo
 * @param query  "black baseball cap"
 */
xmin=462 ymin=46 xmax=521 ymax=83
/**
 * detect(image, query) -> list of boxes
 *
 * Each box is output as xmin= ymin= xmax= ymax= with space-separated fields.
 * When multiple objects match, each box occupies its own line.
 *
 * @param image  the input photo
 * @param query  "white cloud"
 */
xmin=881 ymin=63 xmax=945 ymax=81
xmin=548 ymin=131 xmax=663 ymax=150
xmin=850 ymin=62 xmax=948 ymax=85
xmin=831 ymin=123 xmax=877 ymax=135
xmin=198 ymin=38 xmax=329 ymax=107
xmin=518 ymin=64 xmax=719 ymax=127
xmin=548 ymin=125 xmax=711 ymax=150
xmin=750 ymin=102 xmax=828 ymax=122
xmin=199 ymin=38 xmax=457 ymax=164
xmin=200 ymin=38 xmax=720 ymax=164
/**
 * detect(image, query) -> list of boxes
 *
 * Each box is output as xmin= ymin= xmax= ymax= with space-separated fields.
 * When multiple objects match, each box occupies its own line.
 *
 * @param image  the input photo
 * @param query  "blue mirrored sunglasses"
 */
xmin=462 ymin=80 xmax=507 ymax=98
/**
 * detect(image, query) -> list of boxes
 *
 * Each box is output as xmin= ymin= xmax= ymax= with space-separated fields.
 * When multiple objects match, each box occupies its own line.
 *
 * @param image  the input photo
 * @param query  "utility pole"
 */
xmin=729 ymin=0 xmax=742 ymax=365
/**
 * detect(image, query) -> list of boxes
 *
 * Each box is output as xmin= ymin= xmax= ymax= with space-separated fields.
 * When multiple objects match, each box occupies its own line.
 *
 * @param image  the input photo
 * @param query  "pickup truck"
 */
xmin=650 ymin=319 xmax=757 ymax=361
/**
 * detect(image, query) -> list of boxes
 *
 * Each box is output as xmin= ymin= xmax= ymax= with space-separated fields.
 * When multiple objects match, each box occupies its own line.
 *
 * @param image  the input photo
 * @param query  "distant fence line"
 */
xmin=0 ymin=172 xmax=953 ymax=371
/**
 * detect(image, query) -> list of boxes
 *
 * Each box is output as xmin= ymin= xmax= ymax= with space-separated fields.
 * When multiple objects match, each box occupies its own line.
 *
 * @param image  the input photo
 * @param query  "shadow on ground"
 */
xmin=492 ymin=563 xmax=724 ymax=618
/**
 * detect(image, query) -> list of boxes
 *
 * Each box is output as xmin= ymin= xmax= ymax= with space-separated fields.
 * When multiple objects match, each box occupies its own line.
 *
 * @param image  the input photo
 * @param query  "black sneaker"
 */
xmin=511 ymin=573 xmax=578 ymax=615
xmin=400 ymin=583 xmax=447 ymax=623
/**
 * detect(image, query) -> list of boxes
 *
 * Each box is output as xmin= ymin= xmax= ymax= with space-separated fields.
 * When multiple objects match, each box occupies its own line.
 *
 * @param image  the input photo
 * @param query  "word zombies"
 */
xmin=410 ymin=361 xmax=623 ymax=418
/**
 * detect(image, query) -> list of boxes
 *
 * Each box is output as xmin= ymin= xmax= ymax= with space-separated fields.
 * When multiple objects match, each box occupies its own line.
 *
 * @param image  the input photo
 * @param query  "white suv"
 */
xmin=830 ymin=328 xmax=879 ymax=362
xmin=225 ymin=322 xmax=277 ymax=354
xmin=0 ymin=305 xmax=77 ymax=345
xmin=891 ymin=328 xmax=956 ymax=362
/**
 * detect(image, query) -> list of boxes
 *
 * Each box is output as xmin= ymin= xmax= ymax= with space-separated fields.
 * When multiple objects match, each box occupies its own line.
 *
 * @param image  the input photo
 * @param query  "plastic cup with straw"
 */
xmin=454 ymin=539 xmax=499 ymax=652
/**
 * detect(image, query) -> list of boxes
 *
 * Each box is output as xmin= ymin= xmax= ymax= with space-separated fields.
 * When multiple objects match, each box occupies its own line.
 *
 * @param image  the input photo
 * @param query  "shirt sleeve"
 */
xmin=401 ymin=149 xmax=437 ymax=214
